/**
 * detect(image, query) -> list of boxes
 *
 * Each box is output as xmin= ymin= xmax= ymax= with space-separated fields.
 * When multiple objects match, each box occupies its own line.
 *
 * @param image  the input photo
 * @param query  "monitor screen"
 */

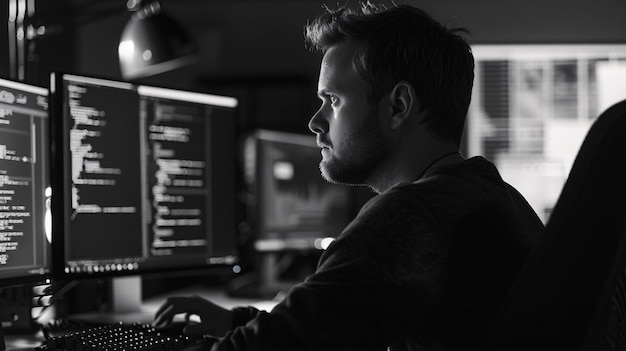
xmin=244 ymin=130 xmax=353 ymax=252
xmin=0 ymin=77 xmax=51 ymax=287
xmin=228 ymin=129 xmax=359 ymax=298
xmin=50 ymin=73 xmax=240 ymax=280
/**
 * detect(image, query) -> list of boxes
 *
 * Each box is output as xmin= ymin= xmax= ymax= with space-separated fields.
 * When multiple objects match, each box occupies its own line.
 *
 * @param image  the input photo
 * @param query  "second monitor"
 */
xmin=230 ymin=129 xmax=362 ymax=298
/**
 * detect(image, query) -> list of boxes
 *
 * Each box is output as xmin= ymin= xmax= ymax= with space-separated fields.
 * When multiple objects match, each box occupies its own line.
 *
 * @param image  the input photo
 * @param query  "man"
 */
xmin=153 ymin=3 xmax=544 ymax=350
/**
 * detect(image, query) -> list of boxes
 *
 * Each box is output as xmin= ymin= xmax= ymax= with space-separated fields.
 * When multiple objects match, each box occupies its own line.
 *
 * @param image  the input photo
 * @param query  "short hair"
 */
xmin=304 ymin=2 xmax=474 ymax=146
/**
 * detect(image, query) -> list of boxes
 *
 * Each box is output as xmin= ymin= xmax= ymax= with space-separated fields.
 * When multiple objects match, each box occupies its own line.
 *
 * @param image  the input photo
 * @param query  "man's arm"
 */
xmin=212 ymin=190 xmax=447 ymax=350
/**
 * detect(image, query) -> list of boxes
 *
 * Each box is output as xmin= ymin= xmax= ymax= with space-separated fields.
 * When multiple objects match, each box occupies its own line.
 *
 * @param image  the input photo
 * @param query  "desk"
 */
xmin=143 ymin=285 xmax=282 ymax=316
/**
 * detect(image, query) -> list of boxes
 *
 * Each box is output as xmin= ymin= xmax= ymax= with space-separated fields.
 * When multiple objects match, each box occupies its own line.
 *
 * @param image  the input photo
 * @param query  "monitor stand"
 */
xmin=68 ymin=276 xmax=155 ymax=325
xmin=109 ymin=276 xmax=143 ymax=315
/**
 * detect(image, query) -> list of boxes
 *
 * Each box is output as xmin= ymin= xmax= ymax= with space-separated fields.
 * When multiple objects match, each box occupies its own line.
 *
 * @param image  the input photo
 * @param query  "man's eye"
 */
xmin=329 ymin=95 xmax=338 ymax=104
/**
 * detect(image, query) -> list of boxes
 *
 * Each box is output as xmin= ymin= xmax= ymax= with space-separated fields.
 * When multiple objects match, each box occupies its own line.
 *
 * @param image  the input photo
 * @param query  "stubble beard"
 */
xmin=318 ymin=111 xmax=391 ymax=187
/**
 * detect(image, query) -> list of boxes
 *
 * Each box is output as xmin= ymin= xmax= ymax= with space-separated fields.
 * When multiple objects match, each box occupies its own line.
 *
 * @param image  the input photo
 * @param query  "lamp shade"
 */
xmin=118 ymin=7 xmax=197 ymax=80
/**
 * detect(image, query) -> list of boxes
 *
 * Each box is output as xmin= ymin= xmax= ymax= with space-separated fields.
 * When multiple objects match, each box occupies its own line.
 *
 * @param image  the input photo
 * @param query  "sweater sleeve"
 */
xmin=211 ymin=189 xmax=447 ymax=351
xmin=231 ymin=306 xmax=261 ymax=328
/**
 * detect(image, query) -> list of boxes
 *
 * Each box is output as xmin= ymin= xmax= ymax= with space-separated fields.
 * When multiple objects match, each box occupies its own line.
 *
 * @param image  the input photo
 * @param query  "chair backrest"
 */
xmin=481 ymin=99 xmax=626 ymax=351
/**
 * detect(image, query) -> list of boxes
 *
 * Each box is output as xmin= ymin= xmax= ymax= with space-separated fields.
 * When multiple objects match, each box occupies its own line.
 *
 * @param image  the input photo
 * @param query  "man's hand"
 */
xmin=152 ymin=295 xmax=234 ymax=337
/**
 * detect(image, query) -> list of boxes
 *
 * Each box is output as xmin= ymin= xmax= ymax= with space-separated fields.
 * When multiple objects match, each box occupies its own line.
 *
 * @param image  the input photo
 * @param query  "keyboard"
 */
xmin=36 ymin=322 xmax=216 ymax=351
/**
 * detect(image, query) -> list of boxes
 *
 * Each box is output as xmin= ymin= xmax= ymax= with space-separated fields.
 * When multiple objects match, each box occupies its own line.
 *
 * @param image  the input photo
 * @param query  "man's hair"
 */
xmin=304 ymin=2 xmax=474 ymax=146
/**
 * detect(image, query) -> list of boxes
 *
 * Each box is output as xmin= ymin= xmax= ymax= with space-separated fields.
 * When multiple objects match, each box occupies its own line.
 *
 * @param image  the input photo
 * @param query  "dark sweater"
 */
xmin=213 ymin=156 xmax=544 ymax=351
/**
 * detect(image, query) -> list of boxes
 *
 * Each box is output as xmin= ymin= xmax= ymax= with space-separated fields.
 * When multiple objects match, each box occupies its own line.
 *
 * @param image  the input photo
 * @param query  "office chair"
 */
xmin=481 ymin=99 xmax=626 ymax=351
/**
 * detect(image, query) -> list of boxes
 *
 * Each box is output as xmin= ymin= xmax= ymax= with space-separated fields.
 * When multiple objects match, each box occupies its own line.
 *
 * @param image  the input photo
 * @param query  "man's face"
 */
xmin=308 ymin=42 xmax=391 ymax=186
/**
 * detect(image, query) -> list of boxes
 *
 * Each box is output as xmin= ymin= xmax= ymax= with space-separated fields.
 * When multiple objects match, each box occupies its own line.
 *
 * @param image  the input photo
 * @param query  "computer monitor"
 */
xmin=0 ymin=77 xmax=51 ymax=287
xmin=248 ymin=130 xmax=351 ymax=251
xmin=231 ymin=129 xmax=357 ymax=298
xmin=49 ymin=73 xmax=240 ymax=318
xmin=0 ymin=77 xmax=51 ymax=335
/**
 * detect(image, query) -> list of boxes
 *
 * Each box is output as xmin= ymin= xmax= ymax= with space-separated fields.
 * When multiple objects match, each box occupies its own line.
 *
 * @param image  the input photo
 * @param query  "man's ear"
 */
xmin=388 ymin=81 xmax=416 ymax=130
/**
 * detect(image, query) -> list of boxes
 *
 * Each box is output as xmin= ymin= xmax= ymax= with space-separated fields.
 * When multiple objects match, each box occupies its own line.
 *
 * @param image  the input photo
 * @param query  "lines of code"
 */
xmin=66 ymin=81 xmax=144 ymax=263
xmin=144 ymin=99 xmax=210 ymax=258
xmin=65 ymin=80 xmax=216 ymax=271
xmin=0 ymin=112 xmax=35 ymax=267
xmin=0 ymin=86 xmax=49 ymax=275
